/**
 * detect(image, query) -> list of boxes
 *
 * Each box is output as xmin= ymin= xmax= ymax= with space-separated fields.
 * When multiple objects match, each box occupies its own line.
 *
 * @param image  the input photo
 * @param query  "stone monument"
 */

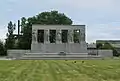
xmin=7 ymin=25 xmax=113 ymax=59
xmin=31 ymin=25 xmax=87 ymax=54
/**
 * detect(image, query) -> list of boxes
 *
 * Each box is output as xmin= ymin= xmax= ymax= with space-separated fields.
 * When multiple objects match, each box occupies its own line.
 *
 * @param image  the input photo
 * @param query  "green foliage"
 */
xmin=18 ymin=10 xmax=73 ymax=49
xmin=96 ymin=43 xmax=103 ymax=49
xmin=21 ymin=17 xmax=27 ymax=33
xmin=99 ymin=42 xmax=120 ymax=56
xmin=0 ymin=41 xmax=6 ymax=56
xmin=96 ymin=42 xmax=114 ymax=49
xmin=7 ymin=21 xmax=16 ymax=36
xmin=5 ymin=21 xmax=16 ymax=49
xmin=27 ymin=11 xmax=72 ymax=25
xmin=102 ymin=42 xmax=113 ymax=49
xmin=113 ymin=49 xmax=119 ymax=57
xmin=96 ymin=42 xmax=120 ymax=57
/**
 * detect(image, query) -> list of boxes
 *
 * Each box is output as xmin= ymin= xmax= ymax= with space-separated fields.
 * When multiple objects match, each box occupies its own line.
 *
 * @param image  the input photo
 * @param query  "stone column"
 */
xmin=81 ymin=31 xmax=85 ymax=41
xmin=68 ymin=29 xmax=74 ymax=43
xmin=32 ymin=29 xmax=38 ymax=43
xmin=44 ymin=29 xmax=50 ymax=43
xmin=56 ymin=29 xmax=62 ymax=43
xmin=78 ymin=29 xmax=81 ymax=42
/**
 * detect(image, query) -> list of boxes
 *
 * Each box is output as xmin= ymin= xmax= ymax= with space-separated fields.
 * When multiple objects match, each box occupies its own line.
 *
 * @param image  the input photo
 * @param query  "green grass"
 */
xmin=0 ymin=60 xmax=120 ymax=81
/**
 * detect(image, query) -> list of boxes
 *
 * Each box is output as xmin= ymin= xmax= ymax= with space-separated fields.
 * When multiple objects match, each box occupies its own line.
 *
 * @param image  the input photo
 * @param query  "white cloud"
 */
xmin=72 ymin=20 xmax=86 ymax=25
xmin=86 ymin=22 xmax=120 ymax=43
xmin=0 ymin=24 xmax=18 ymax=42
xmin=33 ymin=0 xmax=115 ymax=11
xmin=14 ymin=0 xmax=115 ymax=10
xmin=7 ymin=9 xmax=13 ymax=12
xmin=62 ymin=0 xmax=114 ymax=9
xmin=0 ymin=26 xmax=7 ymax=41
xmin=8 ymin=0 xmax=17 ymax=3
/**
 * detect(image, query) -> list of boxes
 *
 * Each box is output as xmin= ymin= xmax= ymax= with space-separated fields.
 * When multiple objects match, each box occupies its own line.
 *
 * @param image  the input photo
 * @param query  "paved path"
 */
xmin=0 ymin=57 xmax=12 ymax=60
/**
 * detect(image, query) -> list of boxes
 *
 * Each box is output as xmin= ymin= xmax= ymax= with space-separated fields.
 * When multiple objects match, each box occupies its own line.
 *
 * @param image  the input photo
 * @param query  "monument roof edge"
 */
xmin=32 ymin=24 xmax=85 ymax=26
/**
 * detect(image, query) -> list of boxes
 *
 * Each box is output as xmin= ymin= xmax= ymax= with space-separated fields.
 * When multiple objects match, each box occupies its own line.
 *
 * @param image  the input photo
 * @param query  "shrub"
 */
xmin=0 ymin=41 xmax=7 ymax=56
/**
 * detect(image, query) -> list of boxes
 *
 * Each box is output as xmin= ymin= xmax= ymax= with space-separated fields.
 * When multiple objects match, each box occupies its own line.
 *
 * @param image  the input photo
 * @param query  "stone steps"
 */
xmin=25 ymin=53 xmax=88 ymax=55
xmin=20 ymin=57 xmax=102 ymax=60
xmin=20 ymin=53 xmax=102 ymax=60
xmin=23 ymin=55 xmax=101 ymax=58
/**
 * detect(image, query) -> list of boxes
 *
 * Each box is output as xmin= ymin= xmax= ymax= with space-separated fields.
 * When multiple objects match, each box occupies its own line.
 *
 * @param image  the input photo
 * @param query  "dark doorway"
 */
xmin=38 ymin=30 xmax=44 ymax=43
xmin=74 ymin=29 xmax=80 ymax=43
xmin=50 ymin=30 xmax=56 ymax=43
xmin=62 ymin=30 xmax=68 ymax=43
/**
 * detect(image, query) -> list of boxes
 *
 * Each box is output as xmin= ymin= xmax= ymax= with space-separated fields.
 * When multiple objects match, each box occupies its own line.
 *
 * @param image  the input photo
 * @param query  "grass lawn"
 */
xmin=0 ymin=60 xmax=120 ymax=81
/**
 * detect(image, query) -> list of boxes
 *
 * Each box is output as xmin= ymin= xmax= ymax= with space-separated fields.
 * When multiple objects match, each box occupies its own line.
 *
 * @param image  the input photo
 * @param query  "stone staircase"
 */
xmin=19 ymin=52 xmax=103 ymax=60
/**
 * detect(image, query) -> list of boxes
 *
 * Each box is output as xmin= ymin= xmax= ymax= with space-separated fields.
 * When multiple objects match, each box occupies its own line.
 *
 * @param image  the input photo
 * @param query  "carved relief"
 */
xmin=32 ymin=30 xmax=37 ymax=42
xmin=46 ymin=30 xmax=49 ymax=42
xmin=57 ymin=30 xmax=61 ymax=42
xmin=44 ymin=30 xmax=49 ymax=42
xmin=68 ymin=30 xmax=73 ymax=42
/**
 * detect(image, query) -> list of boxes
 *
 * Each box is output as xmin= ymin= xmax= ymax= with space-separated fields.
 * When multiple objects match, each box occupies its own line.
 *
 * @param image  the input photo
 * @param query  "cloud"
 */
xmin=0 ymin=26 xmax=7 ymax=41
xmin=86 ymin=22 xmax=120 ymax=43
xmin=7 ymin=0 xmax=17 ymax=3
xmin=7 ymin=9 xmax=13 ymax=12
xmin=7 ymin=0 xmax=115 ymax=11
xmin=61 ymin=0 xmax=114 ymax=10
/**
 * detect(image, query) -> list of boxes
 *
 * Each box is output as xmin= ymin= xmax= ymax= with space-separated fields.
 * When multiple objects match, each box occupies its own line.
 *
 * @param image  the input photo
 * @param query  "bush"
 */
xmin=113 ymin=49 xmax=120 ymax=57
xmin=0 ymin=41 xmax=7 ymax=56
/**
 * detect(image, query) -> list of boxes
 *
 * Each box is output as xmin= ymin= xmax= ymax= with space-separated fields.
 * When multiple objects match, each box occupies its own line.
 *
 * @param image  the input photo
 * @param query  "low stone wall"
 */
xmin=88 ymin=49 xmax=113 ymax=57
xmin=98 ymin=50 xmax=113 ymax=57
xmin=7 ymin=50 xmax=30 ymax=59
xmin=7 ymin=49 xmax=113 ymax=59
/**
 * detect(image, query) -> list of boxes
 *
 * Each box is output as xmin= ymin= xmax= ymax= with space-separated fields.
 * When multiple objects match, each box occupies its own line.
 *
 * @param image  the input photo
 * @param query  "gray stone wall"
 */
xmin=88 ymin=49 xmax=113 ymax=57
xmin=98 ymin=50 xmax=113 ymax=57
xmin=7 ymin=50 xmax=30 ymax=58
xmin=31 ymin=42 xmax=87 ymax=53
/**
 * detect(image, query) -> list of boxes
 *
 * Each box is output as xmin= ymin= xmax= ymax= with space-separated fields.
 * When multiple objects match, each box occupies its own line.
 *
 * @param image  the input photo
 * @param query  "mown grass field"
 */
xmin=0 ymin=60 xmax=120 ymax=81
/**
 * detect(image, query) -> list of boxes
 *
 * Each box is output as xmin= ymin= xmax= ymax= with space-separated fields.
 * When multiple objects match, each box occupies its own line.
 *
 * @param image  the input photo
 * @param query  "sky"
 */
xmin=0 ymin=0 xmax=120 ymax=43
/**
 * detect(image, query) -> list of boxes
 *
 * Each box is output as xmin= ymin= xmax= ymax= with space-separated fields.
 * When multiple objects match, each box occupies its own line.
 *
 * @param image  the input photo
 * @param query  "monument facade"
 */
xmin=31 ymin=25 xmax=87 ymax=54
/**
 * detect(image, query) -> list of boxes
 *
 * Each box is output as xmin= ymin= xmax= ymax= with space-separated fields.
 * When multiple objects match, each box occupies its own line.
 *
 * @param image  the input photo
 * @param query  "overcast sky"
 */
xmin=0 ymin=0 xmax=120 ymax=43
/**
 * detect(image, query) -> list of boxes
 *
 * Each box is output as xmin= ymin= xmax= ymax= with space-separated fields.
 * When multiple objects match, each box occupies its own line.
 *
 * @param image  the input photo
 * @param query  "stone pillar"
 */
xmin=47 ymin=29 xmax=50 ymax=43
xmin=68 ymin=29 xmax=74 ymax=43
xmin=56 ymin=29 xmax=62 ymax=43
xmin=44 ymin=29 xmax=50 ymax=43
xmin=81 ymin=31 xmax=85 ymax=41
xmin=78 ymin=29 xmax=81 ymax=42
xmin=32 ymin=29 xmax=38 ymax=43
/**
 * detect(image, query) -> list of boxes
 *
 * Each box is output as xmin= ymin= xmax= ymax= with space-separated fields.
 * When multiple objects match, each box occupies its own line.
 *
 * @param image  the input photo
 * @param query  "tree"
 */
xmin=98 ymin=42 xmax=119 ymax=57
xmin=21 ymin=17 xmax=27 ymax=33
xmin=102 ymin=42 xmax=113 ymax=49
xmin=103 ymin=42 xmax=120 ymax=56
xmin=96 ymin=43 xmax=103 ymax=49
xmin=5 ymin=21 xmax=16 ymax=49
xmin=18 ymin=10 xmax=73 ymax=49
xmin=0 ymin=40 xmax=6 ymax=56
xmin=7 ymin=21 xmax=16 ymax=36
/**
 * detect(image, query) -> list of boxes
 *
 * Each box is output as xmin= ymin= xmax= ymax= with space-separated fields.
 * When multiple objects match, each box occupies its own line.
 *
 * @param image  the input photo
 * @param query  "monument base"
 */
xmin=19 ymin=52 xmax=102 ymax=60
